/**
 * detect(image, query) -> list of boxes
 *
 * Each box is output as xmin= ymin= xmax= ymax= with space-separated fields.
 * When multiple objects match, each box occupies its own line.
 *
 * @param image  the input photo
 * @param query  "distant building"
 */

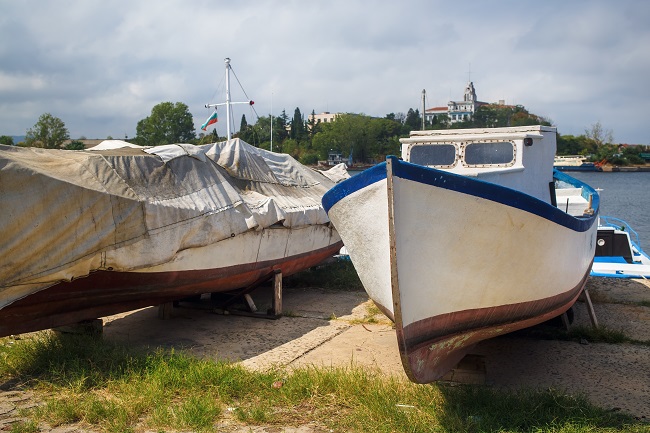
xmin=308 ymin=112 xmax=339 ymax=126
xmin=425 ymin=82 xmax=489 ymax=124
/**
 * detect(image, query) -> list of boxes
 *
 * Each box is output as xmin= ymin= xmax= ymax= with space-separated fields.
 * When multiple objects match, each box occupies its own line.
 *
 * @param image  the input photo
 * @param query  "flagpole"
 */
xmin=225 ymin=57 xmax=232 ymax=140
xmin=205 ymin=58 xmax=254 ymax=141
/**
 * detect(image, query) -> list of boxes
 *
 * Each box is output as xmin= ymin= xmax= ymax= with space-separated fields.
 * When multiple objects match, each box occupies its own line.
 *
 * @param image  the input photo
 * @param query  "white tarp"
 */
xmin=0 ymin=139 xmax=348 ymax=306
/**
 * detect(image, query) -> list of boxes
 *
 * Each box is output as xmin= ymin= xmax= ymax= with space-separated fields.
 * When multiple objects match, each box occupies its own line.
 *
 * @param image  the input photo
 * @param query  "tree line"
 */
xmin=2 ymin=102 xmax=647 ymax=166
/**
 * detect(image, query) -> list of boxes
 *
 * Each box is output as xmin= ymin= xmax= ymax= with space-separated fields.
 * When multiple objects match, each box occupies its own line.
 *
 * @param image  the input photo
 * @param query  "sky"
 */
xmin=1 ymin=0 xmax=649 ymax=144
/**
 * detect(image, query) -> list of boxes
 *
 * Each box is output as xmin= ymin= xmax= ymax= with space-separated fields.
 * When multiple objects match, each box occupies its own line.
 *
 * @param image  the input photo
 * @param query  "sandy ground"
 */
xmin=1 ymin=277 xmax=648 ymax=431
xmin=92 ymin=277 xmax=650 ymax=420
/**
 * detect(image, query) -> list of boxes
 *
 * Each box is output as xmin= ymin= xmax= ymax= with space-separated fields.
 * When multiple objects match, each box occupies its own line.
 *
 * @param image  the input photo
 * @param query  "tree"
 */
xmin=0 ymin=135 xmax=14 ymax=146
xmin=311 ymin=113 xmax=403 ymax=164
xmin=585 ymin=121 xmax=614 ymax=146
xmin=25 ymin=113 xmax=70 ymax=148
xmin=135 ymin=102 xmax=196 ymax=146
xmin=237 ymin=114 xmax=254 ymax=143
xmin=403 ymin=108 xmax=421 ymax=133
xmin=290 ymin=107 xmax=306 ymax=141
xmin=65 ymin=140 xmax=86 ymax=150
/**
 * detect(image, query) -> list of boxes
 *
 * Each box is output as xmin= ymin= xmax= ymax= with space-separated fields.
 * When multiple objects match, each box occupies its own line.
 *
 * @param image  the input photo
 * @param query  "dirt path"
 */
xmin=1 ymin=277 xmax=648 ymax=431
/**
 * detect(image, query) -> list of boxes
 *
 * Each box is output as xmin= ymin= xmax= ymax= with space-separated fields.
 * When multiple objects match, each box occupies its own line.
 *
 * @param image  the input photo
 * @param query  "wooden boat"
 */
xmin=0 ymin=59 xmax=347 ymax=337
xmin=553 ymin=155 xmax=599 ymax=172
xmin=554 ymin=182 xmax=650 ymax=278
xmin=323 ymin=125 xmax=599 ymax=383
xmin=0 ymin=138 xmax=345 ymax=337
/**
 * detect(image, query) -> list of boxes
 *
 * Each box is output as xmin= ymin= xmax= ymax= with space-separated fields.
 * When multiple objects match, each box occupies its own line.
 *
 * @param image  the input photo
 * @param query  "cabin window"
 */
xmin=464 ymin=141 xmax=514 ymax=166
xmin=409 ymin=144 xmax=457 ymax=167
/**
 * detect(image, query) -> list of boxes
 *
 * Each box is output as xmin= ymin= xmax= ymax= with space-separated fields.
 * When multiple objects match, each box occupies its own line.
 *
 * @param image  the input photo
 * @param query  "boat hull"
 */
xmin=323 ymin=157 xmax=598 ymax=383
xmin=0 ymin=226 xmax=342 ymax=337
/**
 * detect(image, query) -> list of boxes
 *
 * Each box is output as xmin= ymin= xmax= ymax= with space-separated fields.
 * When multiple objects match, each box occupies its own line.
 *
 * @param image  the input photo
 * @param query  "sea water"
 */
xmin=568 ymin=171 xmax=650 ymax=248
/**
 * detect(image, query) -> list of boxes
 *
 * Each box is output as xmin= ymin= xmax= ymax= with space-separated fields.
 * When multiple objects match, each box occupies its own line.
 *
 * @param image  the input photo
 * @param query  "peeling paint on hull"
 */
xmin=324 ymin=127 xmax=599 ymax=384
xmin=398 ymin=269 xmax=589 ymax=383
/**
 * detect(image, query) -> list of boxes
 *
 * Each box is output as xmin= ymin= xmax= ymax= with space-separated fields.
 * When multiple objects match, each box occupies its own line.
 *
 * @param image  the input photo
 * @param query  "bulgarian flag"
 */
xmin=201 ymin=111 xmax=218 ymax=130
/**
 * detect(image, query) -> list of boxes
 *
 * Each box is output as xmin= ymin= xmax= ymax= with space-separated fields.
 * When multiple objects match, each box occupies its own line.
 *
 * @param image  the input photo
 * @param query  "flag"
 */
xmin=201 ymin=111 xmax=218 ymax=130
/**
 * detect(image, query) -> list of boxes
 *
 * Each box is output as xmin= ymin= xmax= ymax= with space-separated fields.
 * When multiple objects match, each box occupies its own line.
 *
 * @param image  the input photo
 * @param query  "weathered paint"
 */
xmin=0 ymin=236 xmax=342 ymax=338
xmin=324 ymin=126 xmax=599 ymax=384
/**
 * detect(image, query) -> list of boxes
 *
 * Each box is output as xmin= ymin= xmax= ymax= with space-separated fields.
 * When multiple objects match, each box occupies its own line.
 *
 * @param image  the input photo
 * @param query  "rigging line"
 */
xmin=229 ymin=65 xmax=261 ymax=122
xmin=205 ymin=71 xmax=226 ymax=109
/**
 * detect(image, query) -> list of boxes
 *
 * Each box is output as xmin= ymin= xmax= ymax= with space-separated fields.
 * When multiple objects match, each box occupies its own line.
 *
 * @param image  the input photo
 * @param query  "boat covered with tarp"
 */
xmin=0 ymin=138 xmax=346 ymax=336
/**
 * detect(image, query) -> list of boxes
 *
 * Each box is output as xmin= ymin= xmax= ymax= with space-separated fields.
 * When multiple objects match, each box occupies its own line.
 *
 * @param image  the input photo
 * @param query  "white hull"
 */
xmin=324 ymin=126 xmax=599 ymax=383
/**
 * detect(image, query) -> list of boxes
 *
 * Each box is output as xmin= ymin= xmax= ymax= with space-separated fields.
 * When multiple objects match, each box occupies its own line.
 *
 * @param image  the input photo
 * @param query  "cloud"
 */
xmin=1 ymin=0 xmax=649 ymax=144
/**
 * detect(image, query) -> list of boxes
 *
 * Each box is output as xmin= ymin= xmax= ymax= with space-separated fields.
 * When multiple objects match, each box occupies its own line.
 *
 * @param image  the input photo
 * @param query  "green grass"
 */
xmin=284 ymin=258 xmax=364 ymax=291
xmin=1 ymin=332 xmax=647 ymax=432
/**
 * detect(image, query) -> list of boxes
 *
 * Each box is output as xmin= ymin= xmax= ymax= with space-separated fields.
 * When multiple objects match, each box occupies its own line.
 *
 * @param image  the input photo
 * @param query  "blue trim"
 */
xmin=388 ymin=156 xmax=598 ymax=232
xmin=593 ymin=256 xmax=628 ymax=264
xmin=322 ymin=162 xmax=387 ymax=212
xmin=323 ymin=156 xmax=599 ymax=233
xmin=590 ymin=271 xmax=642 ymax=279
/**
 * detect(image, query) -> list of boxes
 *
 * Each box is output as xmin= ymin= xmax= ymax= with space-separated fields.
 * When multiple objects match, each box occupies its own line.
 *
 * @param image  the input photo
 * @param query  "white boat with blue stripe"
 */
xmin=322 ymin=125 xmax=600 ymax=384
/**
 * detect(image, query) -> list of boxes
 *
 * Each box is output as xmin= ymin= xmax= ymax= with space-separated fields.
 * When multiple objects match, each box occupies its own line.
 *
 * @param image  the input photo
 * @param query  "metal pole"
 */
xmin=421 ymin=89 xmax=426 ymax=131
xmin=225 ymin=57 xmax=232 ymax=140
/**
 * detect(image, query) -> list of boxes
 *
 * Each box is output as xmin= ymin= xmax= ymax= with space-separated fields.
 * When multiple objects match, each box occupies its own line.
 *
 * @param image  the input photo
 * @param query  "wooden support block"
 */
xmin=244 ymin=294 xmax=257 ymax=312
xmin=581 ymin=288 xmax=599 ymax=328
xmin=272 ymin=270 xmax=282 ymax=317
xmin=561 ymin=312 xmax=571 ymax=330
xmin=158 ymin=302 xmax=173 ymax=320
xmin=440 ymin=354 xmax=486 ymax=385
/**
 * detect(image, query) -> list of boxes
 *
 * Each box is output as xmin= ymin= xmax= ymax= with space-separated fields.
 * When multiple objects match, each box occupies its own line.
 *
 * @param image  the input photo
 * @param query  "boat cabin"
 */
xmin=400 ymin=126 xmax=557 ymax=204
xmin=327 ymin=151 xmax=344 ymax=166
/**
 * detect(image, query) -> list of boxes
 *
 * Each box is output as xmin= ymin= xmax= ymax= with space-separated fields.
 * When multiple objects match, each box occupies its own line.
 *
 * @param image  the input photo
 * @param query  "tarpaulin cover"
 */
xmin=0 ymin=139 xmax=348 ymax=307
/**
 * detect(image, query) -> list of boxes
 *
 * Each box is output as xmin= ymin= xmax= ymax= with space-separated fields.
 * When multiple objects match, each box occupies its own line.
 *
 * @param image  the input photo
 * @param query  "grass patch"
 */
xmin=1 ymin=332 xmax=646 ymax=432
xmin=347 ymin=301 xmax=392 ymax=326
xmin=284 ymin=258 xmax=363 ymax=291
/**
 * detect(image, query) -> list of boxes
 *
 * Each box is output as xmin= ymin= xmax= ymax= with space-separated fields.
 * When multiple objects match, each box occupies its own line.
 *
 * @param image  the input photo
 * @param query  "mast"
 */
xmin=205 ymin=58 xmax=254 ymax=140
xmin=225 ymin=57 xmax=232 ymax=139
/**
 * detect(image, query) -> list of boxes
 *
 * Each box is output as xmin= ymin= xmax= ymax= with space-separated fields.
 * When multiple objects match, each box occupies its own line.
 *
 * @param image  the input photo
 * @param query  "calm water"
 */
xmin=566 ymin=171 xmax=650 ymax=247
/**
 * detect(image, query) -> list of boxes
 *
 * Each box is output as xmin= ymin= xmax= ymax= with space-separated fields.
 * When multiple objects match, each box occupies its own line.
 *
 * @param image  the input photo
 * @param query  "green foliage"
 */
xmin=290 ymin=107 xmax=307 ymax=142
xmin=557 ymin=134 xmax=599 ymax=156
xmin=0 ymin=135 xmax=14 ymax=146
xmin=25 ymin=113 xmax=70 ymax=148
xmin=64 ymin=140 xmax=85 ymax=150
xmin=299 ymin=152 xmax=319 ymax=165
xmin=470 ymin=104 xmax=550 ymax=129
xmin=402 ymin=108 xmax=421 ymax=133
xmin=311 ymin=113 xmax=401 ymax=164
xmin=135 ymin=102 xmax=196 ymax=146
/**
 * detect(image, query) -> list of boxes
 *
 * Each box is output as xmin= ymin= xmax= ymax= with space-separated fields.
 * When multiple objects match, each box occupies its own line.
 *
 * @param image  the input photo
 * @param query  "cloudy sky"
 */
xmin=1 ymin=0 xmax=649 ymax=144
